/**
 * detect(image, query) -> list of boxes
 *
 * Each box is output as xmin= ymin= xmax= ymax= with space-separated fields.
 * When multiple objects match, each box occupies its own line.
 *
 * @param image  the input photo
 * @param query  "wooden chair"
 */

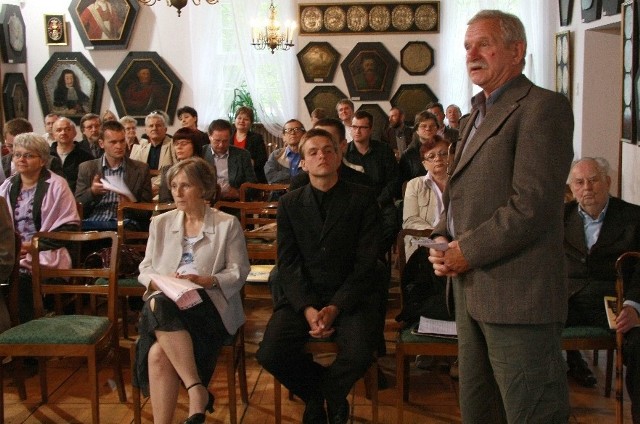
xmin=273 ymin=340 xmax=379 ymax=424
xmin=613 ymin=251 xmax=640 ymax=424
xmin=95 ymin=201 xmax=176 ymax=339
xmin=0 ymin=231 xmax=126 ymax=424
xmin=239 ymin=182 xmax=289 ymax=201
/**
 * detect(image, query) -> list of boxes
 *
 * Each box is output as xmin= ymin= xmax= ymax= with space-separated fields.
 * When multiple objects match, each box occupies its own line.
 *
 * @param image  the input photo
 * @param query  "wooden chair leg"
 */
xmin=605 ymin=348 xmax=614 ymax=397
xmin=396 ymin=351 xmax=406 ymax=424
xmin=274 ymin=377 xmax=282 ymax=424
xmin=238 ymin=334 xmax=249 ymax=404
xmin=88 ymin=353 xmax=99 ymax=424
xmin=227 ymin=347 xmax=237 ymax=424
xmin=11 ymin=357 xmax=26 ymax=400
xmin=38 ymin=358 xmax=48 ymax=403
xmin=120 ymin=297 xmax=129 ymax=340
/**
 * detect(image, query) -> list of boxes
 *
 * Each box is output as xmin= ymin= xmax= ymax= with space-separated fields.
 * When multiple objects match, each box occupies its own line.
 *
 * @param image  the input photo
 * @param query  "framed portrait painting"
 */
xmin=108 ymin=52 xmax=182 ymax=125
xmin=2 ymin=73 xmax=28 ymax=121
xmin=0 ymin=4 xmax=26 ymax=63
xmin=341 ymin=42 xmax=398 ymax=101
xmin=35 ymin=52 xmax=105 ymax=124
xmin=68 ymin=0 xmax=139 ymax=50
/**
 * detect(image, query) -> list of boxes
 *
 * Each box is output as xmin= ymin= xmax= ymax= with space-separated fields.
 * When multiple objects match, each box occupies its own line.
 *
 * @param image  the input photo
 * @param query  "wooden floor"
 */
xmin=0 ymin=287 xmax=633 ymax=423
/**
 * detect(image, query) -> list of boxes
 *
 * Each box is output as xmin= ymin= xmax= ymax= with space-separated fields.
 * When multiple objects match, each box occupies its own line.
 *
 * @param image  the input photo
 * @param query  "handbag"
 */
xmin=84 ymin=245 xmax=144 ymax=278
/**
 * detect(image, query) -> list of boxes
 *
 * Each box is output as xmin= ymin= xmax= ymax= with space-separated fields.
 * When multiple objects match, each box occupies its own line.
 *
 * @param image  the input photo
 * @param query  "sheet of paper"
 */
xmin=410 ymin=237 xmax=448 ymax=251
xmin=149 ymin=273 xmax=203 ymax=310
xmin=101 ymin=175 xmax=136 ymax=202
xmin=417 ymin=316 xmax=457 ymax=336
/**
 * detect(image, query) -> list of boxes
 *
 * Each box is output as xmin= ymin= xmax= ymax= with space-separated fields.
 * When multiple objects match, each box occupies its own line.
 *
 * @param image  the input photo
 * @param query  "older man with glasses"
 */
xmin=264 ymin=119 xmax=306 ymax=184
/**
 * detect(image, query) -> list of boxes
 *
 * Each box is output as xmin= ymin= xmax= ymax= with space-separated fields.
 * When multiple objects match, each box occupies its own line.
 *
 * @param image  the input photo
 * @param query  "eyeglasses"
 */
xmin=424 ymin=151 xmax=449 ymax=162
xmin=351 ymin=125 xmax=370 ymax=131
xmin=283 ymin=127 xmax=305 ymax=135
xmin=418 ymin=124 xmax=438 ymax=130
xmin=13 ymin=152 xmax=39 ymax=160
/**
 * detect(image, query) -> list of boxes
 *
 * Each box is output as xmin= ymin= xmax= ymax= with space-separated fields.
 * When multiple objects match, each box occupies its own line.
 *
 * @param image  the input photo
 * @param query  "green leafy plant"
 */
xmin=228 ymin=82 xmax=259 ymax=123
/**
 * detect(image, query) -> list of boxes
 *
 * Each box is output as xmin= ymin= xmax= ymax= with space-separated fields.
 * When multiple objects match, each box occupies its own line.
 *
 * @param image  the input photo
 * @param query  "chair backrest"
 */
xmin=117 ymin=201 xmax=176 ymax=251
xmin=31 ymin=231 xmax=119 ymax=322
xmin=214 ymin=201 xmax=278 ymax=231
xmin=3 ymin=232 xmax=21 ymax=327
xmin=396 ymin=228 xmax=433 ymax=278
xmin=239 ymin=182 xmax=289 ymax=202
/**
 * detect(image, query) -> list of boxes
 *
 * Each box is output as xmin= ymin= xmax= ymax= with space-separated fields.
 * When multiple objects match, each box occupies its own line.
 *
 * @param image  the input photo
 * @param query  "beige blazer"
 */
xmin=402 ymin=174 xmax=441 ymax=258
xmin=138 ymin=207 xmax=250 ymax=334
xmin=130 ymin=136 xmax=177 ymax=170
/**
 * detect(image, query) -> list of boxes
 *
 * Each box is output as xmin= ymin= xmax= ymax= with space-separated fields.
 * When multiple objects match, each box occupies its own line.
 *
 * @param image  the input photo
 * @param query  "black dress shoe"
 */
xmin=567 ymin=358 xmax=597 ymax=387
xmin=303 ymin=397 xmax=327 ymax=424
xmin=327 ymin=398 xmax=349 ymax=424
xmin=182 ymin=383 xmax=215 ymax=424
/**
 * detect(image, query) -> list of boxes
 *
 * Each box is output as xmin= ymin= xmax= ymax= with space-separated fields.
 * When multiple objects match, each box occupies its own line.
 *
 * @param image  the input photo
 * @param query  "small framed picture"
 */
xmin=44 ymin=14 xmax=68 ymax=46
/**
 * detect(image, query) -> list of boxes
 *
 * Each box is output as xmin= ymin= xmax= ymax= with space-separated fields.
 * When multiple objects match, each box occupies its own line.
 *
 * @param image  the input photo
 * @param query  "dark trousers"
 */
xmin=624 ymin=327 xmax=640 ymax=423
xmin=256 ymin=304 xmax=378 ymax=407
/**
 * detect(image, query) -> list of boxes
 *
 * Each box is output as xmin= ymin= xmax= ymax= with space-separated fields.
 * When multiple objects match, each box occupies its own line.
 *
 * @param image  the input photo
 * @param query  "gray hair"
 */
xmin=468 ymin=10 xmax=527 ymax=69
xmin=14 ymin=133 xmax=51 ymax=163
xmin=55 ymin=116 xmax=76 ymax=129
xmin=119 ymin=115 xmax=137 ymax=126
xmin=145 ymin=111 xmax=167 ymax=127
xmin=166 ymin=157 xmax=217 ymax=201
xmin=568 ymin=157 xmax=611 ymax=183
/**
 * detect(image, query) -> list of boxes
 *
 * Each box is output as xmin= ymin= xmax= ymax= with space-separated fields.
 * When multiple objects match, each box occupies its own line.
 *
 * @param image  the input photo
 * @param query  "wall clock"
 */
xmin=582 ymin=0 xmax=602 ymax=23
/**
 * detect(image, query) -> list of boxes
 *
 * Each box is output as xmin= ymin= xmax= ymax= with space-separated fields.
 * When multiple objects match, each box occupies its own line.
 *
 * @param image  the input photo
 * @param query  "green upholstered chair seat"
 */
xmin=561 ymin=326 xmax=613 ymax=339
xmin=0 ymin=315 xmax=110 ymax=344
xmin=95 ymin=277 xmax=143 ymax=288
xmin=399 ymin=325 xmax=458 ymax=344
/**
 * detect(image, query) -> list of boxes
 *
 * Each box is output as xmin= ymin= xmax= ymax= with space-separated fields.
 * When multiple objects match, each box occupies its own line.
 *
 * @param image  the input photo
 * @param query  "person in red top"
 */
xmin=230 ymin=107 xmax=267 ymax=183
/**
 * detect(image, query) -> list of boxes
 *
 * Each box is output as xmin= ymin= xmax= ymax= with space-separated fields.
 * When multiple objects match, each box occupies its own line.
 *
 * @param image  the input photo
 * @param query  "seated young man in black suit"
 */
xmin=256 ymin=129 xmax=383 ymax=424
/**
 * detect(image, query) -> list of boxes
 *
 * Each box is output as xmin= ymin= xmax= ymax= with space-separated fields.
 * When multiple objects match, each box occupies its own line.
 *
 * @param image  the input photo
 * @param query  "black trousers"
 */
xmin=256 ymin=304 xmax=378 ymax=407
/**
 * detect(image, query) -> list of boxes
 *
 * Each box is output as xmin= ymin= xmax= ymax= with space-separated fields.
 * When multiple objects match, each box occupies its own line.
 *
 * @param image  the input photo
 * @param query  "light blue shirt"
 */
xmin=577 ymin=197 xmax=609 ymax=251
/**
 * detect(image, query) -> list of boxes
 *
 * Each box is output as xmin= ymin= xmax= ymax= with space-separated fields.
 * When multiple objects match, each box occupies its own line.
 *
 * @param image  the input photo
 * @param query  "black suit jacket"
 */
xmin=381 ymin=125 xmax=414 ymax=152
xmin=50 ymin=142 xmax=94 ymax=192
xmin=274 ymin=180 xmax=381 ymax=314
xmin=230 ymin=130 xmax=267 ymax=183
xmin=564 ymin=196 xmax=640 ymax=300
xmin=202 ymin=145 xmax=258 ymax=189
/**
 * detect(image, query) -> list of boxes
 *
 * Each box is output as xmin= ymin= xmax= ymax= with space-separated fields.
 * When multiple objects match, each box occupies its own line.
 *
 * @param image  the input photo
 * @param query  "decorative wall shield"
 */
xmin=2 ymin=73 xmax=28 ymax=121
xmin=44 ymin=14 xmax=68 ymax=46
xmin=68 ymin=0 xmax=139 ymax=50
xmin=400 ymin=41 xmax=434 ymax=75
xmin=621 ymin=0 xmax=637 ymax=144
xmin=555 ymin=31 xmax=571 ymax=102
xmin=390 ymin=84 xmax=438 ymax=127
xmin=0 ymin=4 xmax=26 ymax=63
xmin=341 ymin=42 xmax=398 ymax=101
xmin=297 ymin=42 xmax=340 ymax=83
xmin=108 ymin=52 xmax=182 ymax=125
xmin=35 ymin=52 xmax=105 ymax=124
xmin=559 ymin=0 xmax=574 ymax=25
xmin=303 ymin=86 xmax=348 ymax=118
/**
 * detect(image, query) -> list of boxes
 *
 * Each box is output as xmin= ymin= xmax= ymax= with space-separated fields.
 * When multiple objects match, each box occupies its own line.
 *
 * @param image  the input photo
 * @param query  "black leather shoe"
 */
xmin=182 ymin=383 xmax=215 ymax=424
xmin=302 ymin=397 xmax=327 ymax=424
xmin=327 ymin=398 xmax=349 ymax=424
xmin=567 ymin=358 xmax=597 ymax=387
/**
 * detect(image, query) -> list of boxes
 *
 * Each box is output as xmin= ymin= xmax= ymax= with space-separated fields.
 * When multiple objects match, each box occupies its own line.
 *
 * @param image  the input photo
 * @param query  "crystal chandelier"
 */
xmin=250 ymin=1 xmax=296 ymax=54
xmin=138 ymin=0 xmax=219 ymax=17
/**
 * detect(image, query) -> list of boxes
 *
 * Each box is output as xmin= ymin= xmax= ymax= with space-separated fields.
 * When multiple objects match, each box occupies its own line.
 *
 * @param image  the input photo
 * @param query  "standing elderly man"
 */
xmin=564 ymin=157 xmax=640 ymax=420
xmin=429 ymin=10 xmax=574 ymax=423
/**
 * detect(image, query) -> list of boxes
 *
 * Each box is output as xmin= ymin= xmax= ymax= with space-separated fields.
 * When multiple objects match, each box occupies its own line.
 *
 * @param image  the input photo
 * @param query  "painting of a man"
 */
xmin=352 ymin=54 xmax=384 ymax=91
xmin=79 ymin=0 xmax=124 ymax=40
xmin=122 ymin=65 xmax=169 ymax=116
xmin=53 ymin=69 xmax=89 ymax=114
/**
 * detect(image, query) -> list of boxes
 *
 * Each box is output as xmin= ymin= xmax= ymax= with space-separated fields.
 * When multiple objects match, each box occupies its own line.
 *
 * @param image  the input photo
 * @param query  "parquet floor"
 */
xmin=0 ymin=286 xmax=633 ymax=423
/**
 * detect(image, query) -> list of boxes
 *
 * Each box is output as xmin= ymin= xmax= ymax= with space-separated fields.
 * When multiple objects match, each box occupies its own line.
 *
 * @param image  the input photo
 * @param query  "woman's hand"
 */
xmin=20 ymin=241 xmax=31 ymax=259
xmin=176 ymin=273 xmax=215 ymax=289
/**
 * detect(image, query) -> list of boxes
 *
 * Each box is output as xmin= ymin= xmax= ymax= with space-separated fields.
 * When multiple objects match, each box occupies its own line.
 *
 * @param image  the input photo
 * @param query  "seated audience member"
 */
xmin=564 ymin=157 xmax=640 ymax=403
xmin=130 ymin=111 xmax=177 ymax=194
xmin=290 ymin=118 xmax=371 ymax=190
xmin=158 ymin=127 xmax=202 ymax=203
xmin=382 ymin=107 xmax=413 ymax=160
xmin=120 ymin=115 xmax=140 ymax=157
xmin=50 ymin=117 xmax=94 ymax=192
xmin=134 ymin=157 xmax=250 ymax=424
xmin=345 ymin=110 xmax=398 ymax=255
xmin=398 ymin=111 xmax=439 ymax=190
xmin=3 ymin=118 xmax=62 ymax=180
xmin=426 ymin=102 xmax=459 ymax=144
xmin=177 ymin=106 xmax=209 ymax=152
xmin=257 ymin=129 xmax=383 ymax=424
xmin=0 ymin=197 xmax=13 ymax=283
xmin=335 ymin=99 xmax=354 ymax=142
xmin=310 ymin=108 xmax=327 ymax=126
xmin=75 ymin=120 xmax=152 ymax=231
xmin=231 ymin=107 xmax=267 ymax=183
xmin=0 ymin=133 xmax=80 ymax=323
xmin=101 ymin=110 xmax=118 ymax=122
xmin=203 ymin=119 xmax=257 ymax=201
xmin=42 ymin=113 xmax=59 ymax=146
xmin=445 ymin=104 xmax=462 ymax=130
xmin=264 ymin=119 xmax=305 ymax=184
xmin=78 ymin=113 xmax=103 ymax=158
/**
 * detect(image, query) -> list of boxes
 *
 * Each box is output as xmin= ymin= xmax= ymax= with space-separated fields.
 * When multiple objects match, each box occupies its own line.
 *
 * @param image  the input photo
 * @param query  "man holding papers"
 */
xmin=75 ymin=120 xmax=152 ymax=230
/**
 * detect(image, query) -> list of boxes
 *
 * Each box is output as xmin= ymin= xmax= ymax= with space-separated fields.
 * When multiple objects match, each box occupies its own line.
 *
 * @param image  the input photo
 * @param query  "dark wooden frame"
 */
xmin=0 ymin=4 xmax=26 ymax=63
xmin=390 ymin=84 xmax=438 ymax=127
xmin=622 ymin=0 xmax=637 ymax=144
xmin=341 ymin=42 xmax=398 ymax=101
xmin=297 ymin=42 xmax=341 ymax=83
xmin=555 ymin=31 xmax=571 ymax=102
xmin=68 ymin=0 xmax=139 ymax=50
xmin=108 ymin=51 xmax=182 ymax=125
xmin=602 ymin=0 xmax=624 ymax=15
xmin=35 ymin=52 xmax=105 ymax=125
xmin=582 ymin=0 xmax=603 ymax=22
xmin=303 ymin=85 xmax=348 ymax=119
xmin=299 ymin=2 xmax=439 ymax=35
xmin=400 ymin=41 xmax=434 ymax=75
xmin=559 ymin=0 xmax=574 ymax=25
xmin=2 ymin=73 xmax=28 ymax=121
xmin=44 ymin=14 xmax=68 ymax=46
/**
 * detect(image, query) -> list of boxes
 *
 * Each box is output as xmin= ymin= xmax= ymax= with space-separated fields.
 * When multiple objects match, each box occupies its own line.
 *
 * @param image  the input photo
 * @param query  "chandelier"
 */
xmin=138 ymin=0 xmax=219 ymax=17
xmin=250 ymin=1 xmax=296 ymax=54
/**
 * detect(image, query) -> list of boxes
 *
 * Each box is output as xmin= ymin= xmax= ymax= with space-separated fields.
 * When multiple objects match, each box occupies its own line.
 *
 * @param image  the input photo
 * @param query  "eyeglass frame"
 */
xmin=424 ymin=151 xmax=449 ymax=162
xmin=283 ymin=127 xmax=306 ymax=135
xmin=13 ymin=152 xmax=40 ymax=160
